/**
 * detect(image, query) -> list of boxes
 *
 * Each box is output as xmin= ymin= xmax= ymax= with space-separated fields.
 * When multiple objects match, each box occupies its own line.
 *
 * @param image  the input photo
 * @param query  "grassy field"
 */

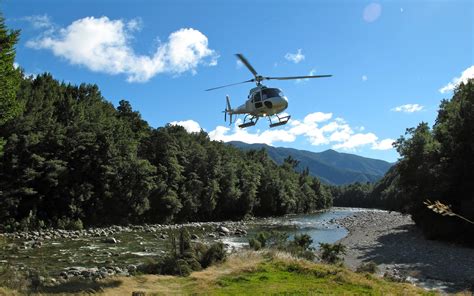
xmin=5 ymin=250 xmax=438 ymax=296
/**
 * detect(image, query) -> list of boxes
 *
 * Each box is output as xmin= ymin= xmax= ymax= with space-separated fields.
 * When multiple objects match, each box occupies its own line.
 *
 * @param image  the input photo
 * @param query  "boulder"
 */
xmin=217 ymin=225 xmax=230 ymax=234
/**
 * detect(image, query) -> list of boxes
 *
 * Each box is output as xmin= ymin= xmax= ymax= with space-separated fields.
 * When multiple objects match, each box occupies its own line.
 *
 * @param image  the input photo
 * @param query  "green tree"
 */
xmin=0 ymin=14 xmax=22 ymax=153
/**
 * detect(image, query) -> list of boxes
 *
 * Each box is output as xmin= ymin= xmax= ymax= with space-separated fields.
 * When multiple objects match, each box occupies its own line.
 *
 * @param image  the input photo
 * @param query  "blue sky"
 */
xmin=3 ymin=0 xmax=473 ymax=162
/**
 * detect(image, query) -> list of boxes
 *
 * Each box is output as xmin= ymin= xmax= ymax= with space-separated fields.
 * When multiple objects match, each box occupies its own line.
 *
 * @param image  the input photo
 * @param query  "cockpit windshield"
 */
xmin=262 ymin=88 xmax=283 ymax=99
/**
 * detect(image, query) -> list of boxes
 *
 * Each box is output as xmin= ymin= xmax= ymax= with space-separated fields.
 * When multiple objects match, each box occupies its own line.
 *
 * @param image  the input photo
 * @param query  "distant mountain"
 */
xmin=228 ymin=141 xmax=393 ymax=185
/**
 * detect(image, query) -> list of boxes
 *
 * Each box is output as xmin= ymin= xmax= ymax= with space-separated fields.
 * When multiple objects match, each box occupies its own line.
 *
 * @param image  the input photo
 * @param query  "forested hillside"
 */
xmin=229 ymin=141 xmax=392 ymax=185
xmin=0 ymin=72 xmax=334 ymax=232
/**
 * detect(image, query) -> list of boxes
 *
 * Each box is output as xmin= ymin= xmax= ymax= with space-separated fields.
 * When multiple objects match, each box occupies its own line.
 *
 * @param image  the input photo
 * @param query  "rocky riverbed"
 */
xmin=0 ymin=221 xmax=248 ymax=285
xmin=336 ymin=210 xmax=474 ymax=293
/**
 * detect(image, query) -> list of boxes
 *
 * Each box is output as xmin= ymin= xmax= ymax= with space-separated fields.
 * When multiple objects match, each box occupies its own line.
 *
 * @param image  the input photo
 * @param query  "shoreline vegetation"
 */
xmin=1 ymin=208 xmax=472 ymax=294
xmin=1 ymin=247 xmax=435 ymax=296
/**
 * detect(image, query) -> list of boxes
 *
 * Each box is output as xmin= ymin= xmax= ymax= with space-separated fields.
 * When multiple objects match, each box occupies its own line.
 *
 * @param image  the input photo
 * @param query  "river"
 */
xmin=0 ymin=208 xmax=367 ymax=280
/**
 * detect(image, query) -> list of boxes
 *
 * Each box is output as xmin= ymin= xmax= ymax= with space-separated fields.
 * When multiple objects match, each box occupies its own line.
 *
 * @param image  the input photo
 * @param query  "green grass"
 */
xmin=210 ymin=256 xmax=435 ymax=295
xmin=0 ymin=251 xmax=438 ymax=295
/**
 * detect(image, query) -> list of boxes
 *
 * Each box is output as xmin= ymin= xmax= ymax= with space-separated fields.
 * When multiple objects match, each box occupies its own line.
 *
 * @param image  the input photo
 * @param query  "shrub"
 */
xmin=319 ymin=243 xmax=346 ymax=264
xmin=56 ymin=217 xmax=83 ymax=230
xmin=248 ymin=231 xmax=288 ymax=250
xmin=201 ymin=242 xmax=226 ymax=268
xmin=292 ymin=234 xmax=312 ymax=250
xmin=249 ymin=238 xmax=262 ymax=250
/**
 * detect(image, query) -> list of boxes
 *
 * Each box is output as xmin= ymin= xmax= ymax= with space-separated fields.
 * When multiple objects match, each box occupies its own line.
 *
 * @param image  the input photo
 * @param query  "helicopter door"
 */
xmin=253 ymin=91 xmax=263 ymax=109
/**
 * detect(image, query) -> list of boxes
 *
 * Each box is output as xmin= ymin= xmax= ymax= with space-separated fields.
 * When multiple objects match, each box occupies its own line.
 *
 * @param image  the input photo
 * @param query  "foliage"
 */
xmin=0 ymin=14 xmax=22 ymax=154
xmin=0 ymin=68 xmax=332 ymax=230
xmin=319 ymin=242 xmax=346 ymax=264
xmin=331 ymin=81 xmax=474 ymax=245
xmin=424 ymin=199 xmax=474 ymax=225
xmin=248 ymin=231 xmax=288 ymax=251
xmin=200 ymin=242 xmax=226 ymax=268
xmin=391 ymin=80 xmax=474 ymax=243
xmin=248 ymin=232 xmax=315 ymax=260
xmin=145 ymin=228 xmax=227 ymax=277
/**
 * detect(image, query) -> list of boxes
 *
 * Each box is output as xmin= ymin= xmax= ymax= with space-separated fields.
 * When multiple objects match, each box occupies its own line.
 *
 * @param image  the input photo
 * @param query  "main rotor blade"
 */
xmin=205 ymin=79 xmax=254 ymax=91
xmin=265 ymin=74 xmax=332 ymax=80
xmin=235 ymin=53 xmax=258 ymax=77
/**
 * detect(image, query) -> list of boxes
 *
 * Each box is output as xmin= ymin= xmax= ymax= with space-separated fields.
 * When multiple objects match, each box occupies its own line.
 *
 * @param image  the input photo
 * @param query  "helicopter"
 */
xmin=206 ymin=54 xmax=332 ymax=128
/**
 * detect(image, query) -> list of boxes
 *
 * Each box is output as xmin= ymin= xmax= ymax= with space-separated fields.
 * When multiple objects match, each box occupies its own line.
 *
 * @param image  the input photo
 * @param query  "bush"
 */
xmin=56 ymin=217 xmax=83 ymax=230
xmin=249 ymin=238 xmax=262 ymax=250
xmin=286 ymin=234 xmax=315 ymax=261
xmin=201 ymin=242 xmax=226 ymax=268
xmin=319 ymin=243 xmax=346 ymax=264
xmin=150 ymin=229 xmax=226 ymax=277
xmin=248 ymin=231 xmax=288 ymax=250
xmin=292 ymin=234 xmax=312 ymax=249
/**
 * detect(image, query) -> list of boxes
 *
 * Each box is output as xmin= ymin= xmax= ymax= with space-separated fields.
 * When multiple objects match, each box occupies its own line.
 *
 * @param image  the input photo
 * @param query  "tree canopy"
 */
xmin=0 ymin=14 xmax=22 ymax=154
xmin=0 ymin=73 xmax=332 ymax=231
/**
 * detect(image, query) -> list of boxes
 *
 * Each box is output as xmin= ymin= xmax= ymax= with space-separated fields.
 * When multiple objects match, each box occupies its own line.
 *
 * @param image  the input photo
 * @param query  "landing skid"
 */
xmin=238 ymin=115 xmax=259 ymax=128
xmin=268 ymin=114 xmax=291 ymax=128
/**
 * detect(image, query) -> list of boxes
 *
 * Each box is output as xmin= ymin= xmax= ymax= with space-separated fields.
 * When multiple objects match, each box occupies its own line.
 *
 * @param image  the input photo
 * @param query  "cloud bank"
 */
xmin=26 ymin=16 xmax=218 ymax=82
xmin=169 ymin=120 xmax=203 ymax=133
xmin=172 ymin=112 xmax=394 ymax=151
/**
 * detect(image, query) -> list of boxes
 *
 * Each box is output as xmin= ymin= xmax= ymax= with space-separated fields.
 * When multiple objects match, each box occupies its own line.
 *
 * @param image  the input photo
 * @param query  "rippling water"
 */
xmin=223 ymin=207 xmax=370 ymax=249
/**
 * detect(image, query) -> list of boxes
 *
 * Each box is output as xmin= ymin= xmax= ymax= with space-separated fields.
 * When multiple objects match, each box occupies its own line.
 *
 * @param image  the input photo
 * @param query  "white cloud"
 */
xmin=26 ymin=16 xmax=218 ymax=82
xmin=439 ymin=65 xmax=474 ymax=93
xmin=362 ymin=75 xmax=368 ymax=81
xmin=391 ymin=104 xmax=424 ymax=113
xmin=208 ymin=111 xmax=393 ymax=151
xmin=169 ymin=120 xmax=202 ymax=133
xmin=304 ymin=111 xmax=332 ymax=123
xmin=23 ymin=14 xmax=54 ymax=30
xmin=126 ymin=18 xmax=142 ymax=32
xmin=372 ymin=138 xmax=395 ymax=150
xmin=208 ymin=119 xmax=296 ymax=145
xmin=363 ymin=3 xmax=382 ymax=22
xmin=285 ymin=49 xmax=305 ymax=64
xmin=13 ymin=62 xmax=19 ymax=69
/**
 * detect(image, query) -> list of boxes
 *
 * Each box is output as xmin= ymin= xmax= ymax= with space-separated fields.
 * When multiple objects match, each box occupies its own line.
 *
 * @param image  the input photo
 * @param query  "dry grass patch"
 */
xmin=95 ymin=251 xmax=263 ymax=296
xmin=189 ymin=250 xmax=264 ymax=291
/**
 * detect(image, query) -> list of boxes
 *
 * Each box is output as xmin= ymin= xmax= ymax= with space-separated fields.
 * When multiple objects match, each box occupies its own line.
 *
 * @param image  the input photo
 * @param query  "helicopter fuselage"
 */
xmin=229 ymin=86 xmax=288 ymax=117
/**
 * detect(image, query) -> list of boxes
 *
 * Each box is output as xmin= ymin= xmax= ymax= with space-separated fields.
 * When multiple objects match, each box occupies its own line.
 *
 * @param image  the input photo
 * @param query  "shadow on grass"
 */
xmin=36 ymin=278 xmax=122 ymax=294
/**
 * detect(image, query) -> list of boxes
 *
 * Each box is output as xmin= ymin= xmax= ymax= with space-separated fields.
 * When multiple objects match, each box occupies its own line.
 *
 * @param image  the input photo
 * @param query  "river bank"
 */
xmin=336 ymin=210 xmax=474 ymax=293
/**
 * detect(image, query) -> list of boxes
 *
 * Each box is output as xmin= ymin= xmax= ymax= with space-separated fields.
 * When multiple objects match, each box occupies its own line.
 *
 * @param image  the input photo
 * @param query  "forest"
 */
xmin=1 ymin=14 xmax=473 ymax=245
xmin=0 ymin=16 xmax=332 ymax=231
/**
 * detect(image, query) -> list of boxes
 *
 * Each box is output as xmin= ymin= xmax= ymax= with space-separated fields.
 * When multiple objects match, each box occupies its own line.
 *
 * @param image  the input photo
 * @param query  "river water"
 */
xmin=223 ymin=207 xmax=366 ymax=249
xmin=0 ymin=208 xmax=363 ymax=278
